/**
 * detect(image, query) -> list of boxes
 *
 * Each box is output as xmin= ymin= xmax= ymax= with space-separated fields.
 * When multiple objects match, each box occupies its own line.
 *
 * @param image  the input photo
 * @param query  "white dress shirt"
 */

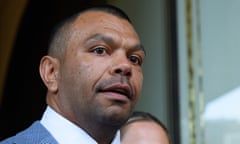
xmin=40 ymin=106 xmax=120 ymax=144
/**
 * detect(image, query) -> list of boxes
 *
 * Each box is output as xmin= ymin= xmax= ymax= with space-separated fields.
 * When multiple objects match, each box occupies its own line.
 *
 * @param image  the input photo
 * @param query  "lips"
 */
xmin=98 ymin=83 xmax=133 ymax=100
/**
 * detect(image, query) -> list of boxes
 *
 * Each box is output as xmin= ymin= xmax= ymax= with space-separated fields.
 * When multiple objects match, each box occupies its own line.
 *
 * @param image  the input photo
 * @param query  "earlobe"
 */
xmin=39 ymin=56 xmax=59 ymax=92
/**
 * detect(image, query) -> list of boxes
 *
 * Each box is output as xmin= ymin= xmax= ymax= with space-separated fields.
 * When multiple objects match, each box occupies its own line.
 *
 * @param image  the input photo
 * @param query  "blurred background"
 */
xmin=1 ymin=0 xmax=240 ymax=144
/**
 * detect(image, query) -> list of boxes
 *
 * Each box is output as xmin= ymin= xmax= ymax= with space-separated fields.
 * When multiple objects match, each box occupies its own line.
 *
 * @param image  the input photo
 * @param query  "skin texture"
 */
xmin=39 ymin=10 xmax=145 ymax=144
xmin=121 ymin=121 xmax=170 ymax=144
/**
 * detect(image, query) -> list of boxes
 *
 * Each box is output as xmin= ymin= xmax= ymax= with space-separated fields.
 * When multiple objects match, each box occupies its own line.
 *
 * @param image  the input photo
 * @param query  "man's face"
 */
xmin=121 ymin=121 xmax=170 ymax=144
xmin=57 ymin=11 xmax=145 ymax=126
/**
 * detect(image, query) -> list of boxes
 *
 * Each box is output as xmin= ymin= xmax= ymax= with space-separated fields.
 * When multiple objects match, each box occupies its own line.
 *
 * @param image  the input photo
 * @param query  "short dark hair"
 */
xmin=48 ymin=4 xmax=132 ymax=59
xmin=79 ymin=4 xmax=131 ymax=23
xmin=125 ymin=111 xmax=168 ymax=132
xmin=122 ymin=111 xmax=171 ymax=143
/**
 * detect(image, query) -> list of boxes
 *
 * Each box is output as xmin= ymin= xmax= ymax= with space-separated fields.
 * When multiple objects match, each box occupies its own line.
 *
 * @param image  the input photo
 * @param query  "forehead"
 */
xmin=124 ymin=121 xmax=165 ymax=134
xmin=75 ymin=10 xmax=128 ymax=25
xmin=122 ymin=121 xmax=169 ymax=144
xmin=70 ymin=10 xmax=139 ymax=38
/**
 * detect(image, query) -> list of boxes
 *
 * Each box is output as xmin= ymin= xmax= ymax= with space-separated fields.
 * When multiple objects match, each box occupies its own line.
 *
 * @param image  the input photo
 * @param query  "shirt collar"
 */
xmin=40 ymin=106 xmax=120 ymax=144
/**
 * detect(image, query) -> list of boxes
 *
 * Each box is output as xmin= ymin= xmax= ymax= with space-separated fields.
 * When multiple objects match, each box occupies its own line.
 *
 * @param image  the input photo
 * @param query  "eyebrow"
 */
xmin=85 ymin=33 xmax=146 ymax=55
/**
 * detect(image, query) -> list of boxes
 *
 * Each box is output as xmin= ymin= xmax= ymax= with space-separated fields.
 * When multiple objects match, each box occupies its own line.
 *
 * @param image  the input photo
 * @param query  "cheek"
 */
xmin=83 ymin=63 xmax=108 ymax=81
xmin=133 ymin=72 xmax=143 ymax=93
xmin=62 ymin=60 xmax=92 ymax=90
xmin=75 ymin=59 xmax=110 ymax=86
xmin=130 ymin=72 xmax=143 ymax=106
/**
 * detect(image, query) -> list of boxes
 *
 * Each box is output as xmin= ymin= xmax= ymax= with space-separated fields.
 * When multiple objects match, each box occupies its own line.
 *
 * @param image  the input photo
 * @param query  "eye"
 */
xmin=129 ymin=55 xmax=142 ymax=65
xmin=91 ymin=46 xmax=107 ymax=55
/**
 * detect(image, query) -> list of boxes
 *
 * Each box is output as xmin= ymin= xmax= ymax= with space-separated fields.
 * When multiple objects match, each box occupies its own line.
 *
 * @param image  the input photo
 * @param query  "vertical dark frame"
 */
xmin=166 ymin=0 xmax=181 ymax=144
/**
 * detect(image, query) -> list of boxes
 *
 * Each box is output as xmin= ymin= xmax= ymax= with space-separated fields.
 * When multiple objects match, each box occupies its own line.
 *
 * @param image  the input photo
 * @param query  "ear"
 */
xmin=39 ymin=56 xmax=60 ymax=93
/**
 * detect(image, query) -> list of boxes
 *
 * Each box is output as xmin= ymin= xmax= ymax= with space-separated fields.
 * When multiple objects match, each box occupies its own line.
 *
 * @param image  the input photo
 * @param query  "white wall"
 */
xmin=177 ymin=0 xmax=240 ymax=144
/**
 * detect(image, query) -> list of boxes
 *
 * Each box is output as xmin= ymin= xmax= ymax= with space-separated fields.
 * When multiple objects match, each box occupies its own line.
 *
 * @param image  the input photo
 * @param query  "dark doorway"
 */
xmin=0 ymin=0 xmax=106 ymax=140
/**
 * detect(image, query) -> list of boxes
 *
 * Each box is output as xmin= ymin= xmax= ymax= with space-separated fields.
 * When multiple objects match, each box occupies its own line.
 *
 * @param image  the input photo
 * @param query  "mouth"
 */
xmin=97 ymin=83 xmax=132 ymax=100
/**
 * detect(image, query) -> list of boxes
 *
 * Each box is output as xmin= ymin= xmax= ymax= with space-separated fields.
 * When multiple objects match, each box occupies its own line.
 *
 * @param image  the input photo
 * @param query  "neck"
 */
xmin=84 ymin=123 xmax=119 ymax=144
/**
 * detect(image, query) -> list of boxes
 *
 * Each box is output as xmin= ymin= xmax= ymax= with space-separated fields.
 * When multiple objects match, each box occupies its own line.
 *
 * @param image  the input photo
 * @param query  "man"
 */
xmin=0 ymin=5 xmax=145 ymax=144
xmin=121 ymin=111 xmax=171 ymax=144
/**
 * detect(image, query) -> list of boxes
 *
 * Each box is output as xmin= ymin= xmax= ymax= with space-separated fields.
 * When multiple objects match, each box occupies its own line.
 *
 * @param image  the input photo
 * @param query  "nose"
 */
xmin=110 ymin=58 xmax=132 ymax=77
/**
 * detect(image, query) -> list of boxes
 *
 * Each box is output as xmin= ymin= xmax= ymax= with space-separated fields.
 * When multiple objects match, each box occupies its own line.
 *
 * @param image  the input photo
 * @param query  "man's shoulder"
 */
xmin=0 ymin=121 xmax=58 ymax=144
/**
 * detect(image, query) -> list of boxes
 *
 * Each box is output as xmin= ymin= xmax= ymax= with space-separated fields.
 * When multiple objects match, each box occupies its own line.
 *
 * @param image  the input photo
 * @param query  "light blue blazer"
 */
xmin=0 ymin=121 xmax=58 ymax=144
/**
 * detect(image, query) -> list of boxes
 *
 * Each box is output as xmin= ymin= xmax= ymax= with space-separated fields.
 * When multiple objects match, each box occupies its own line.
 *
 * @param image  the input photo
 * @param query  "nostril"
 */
xmin=125 ymin=71 xmax=131 ymax=77
xmin=115 ymin=69 xmax=122 ymax=74
xmin=111 ymin=63 xmax=132 ymax=77
xmin=114 ymin=68 xmax=131 ymax=77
